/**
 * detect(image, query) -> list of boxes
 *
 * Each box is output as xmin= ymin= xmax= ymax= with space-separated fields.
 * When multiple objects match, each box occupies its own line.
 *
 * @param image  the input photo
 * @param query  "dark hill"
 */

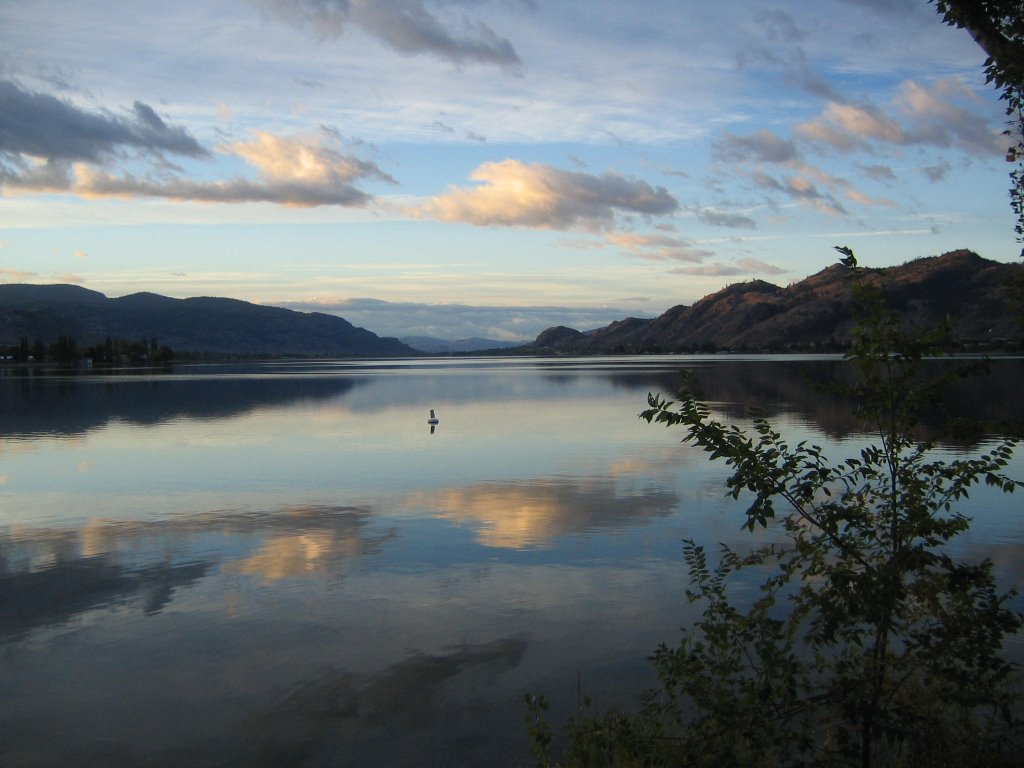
xmin=529 ymin=250 xmax=1022 ymax=354
xmin=0 ymin=284 xmax=108 ymax=306
xmin=0 ymin=286 xmax=416 ymax=357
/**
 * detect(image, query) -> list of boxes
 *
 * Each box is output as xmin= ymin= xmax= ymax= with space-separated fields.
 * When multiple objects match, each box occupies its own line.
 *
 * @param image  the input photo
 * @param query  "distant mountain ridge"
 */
xmin=528 ymin=250 xmax=1023 ymax=353
xmin=0 ymin=285 xmax=415 ymax=357
xmin=4 ymin=251 xmax=1019 ymax=358
xmin=400 ymin=335 xmax=529 ymax=353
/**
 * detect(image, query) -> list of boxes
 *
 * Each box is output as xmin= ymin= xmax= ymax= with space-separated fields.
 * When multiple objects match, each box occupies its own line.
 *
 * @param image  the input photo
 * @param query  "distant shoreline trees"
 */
xmin=0 ymin=335 xmax=174 ymax=366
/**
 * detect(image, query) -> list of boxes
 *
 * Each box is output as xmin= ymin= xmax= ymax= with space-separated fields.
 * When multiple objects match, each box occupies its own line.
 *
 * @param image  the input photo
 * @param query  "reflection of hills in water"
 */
xmin=0 ymin=374 xmax=367 ymax=438
xmin=1 ymin=356 xmax=1019 ymax=443
xmin=0 ymin=505 xmax=396 ymax=641
xmin=0 ymin=361 xmax=683 ymax=440
xmin=644 ymin=357 xmax=1024 ymax=442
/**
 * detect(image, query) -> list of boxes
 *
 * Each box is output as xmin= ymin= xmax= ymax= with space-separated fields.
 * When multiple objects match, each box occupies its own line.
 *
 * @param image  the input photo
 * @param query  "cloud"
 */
xmin=794 ymin=118 xmax=867 ymax=152
xmin=844 ymin=188 xmax=896 ymax=207
xmin=256 ymin=0 xmax=523 ymax=72
xmin=0 ymin=79 xmax=211 ymax=197
xmin=895 ymin=79 xmax=1003 ymax=156
xmin=604 ymin=231 xmax=712 ymax=263
xmin=736 ymin=258 xmax=786 ymax=275
xmin=668 ymin=263 xmax=746 ymax=277
xmin=837 ymin=0 xmax=921 ymax=15
xmin=1 ymin=268 xmax=38 ymax=281
xmin=805 ymin=101 xmax=904 ymax=144
xmin=713 ymin=128 xmax=893 ymax=216
xmin=921 ymin=161 xmax=952 ymax=182
xmin=713 ymin=130 xmax=801 ymax=165
xmin=0 ymin=81 xmax=394 ymax=208
xmin=669 ymin=258 xmax=786 ymax=277
xmin=0 ymin=156 xmax=74 ymax=191
xmin=755 ymin=9 xmax=807 ymax=43
xmin=750 ymin=170 xmax=848 ymax=216
xmin=796 ymin=79 xmax=1004 ymax=157
xmin=712 ymin=122 xmax=899 ymax=218
xmin=861 ymin=164 xmax=897 ymax=181
xmin=18 ymin=131 xmax=394 ymax=207
xmin=693 ymin=206 xmax=757 ymax=229
xmin=228 ymin=130 xmax=394 ymax=188
xmin=417 ymin=160 xmax=678 ymax=230
xmin=737 ymin=16 xmax=840 ymax=101
xmin=0 ymin=79 xmax=206 ymax=164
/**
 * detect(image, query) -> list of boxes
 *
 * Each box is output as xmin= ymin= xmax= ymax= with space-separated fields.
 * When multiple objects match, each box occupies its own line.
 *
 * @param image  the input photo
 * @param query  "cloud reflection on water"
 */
xmin=0 ymin=553 xmax=210 ymax=641
xmin=407 ymin=477 xmax=679 ymax=549
xmin=0 ymin=357 xmax=1020 ymax=767
xmin=0 ymin=504 xmax=398 ymax=640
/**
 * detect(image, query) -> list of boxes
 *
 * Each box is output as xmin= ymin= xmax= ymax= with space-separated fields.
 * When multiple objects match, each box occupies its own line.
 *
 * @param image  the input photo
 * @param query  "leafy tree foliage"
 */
xmin=528 ymin=257 xmax=1023 ymax=768
xmin=932 ymin=0 xmax=1024 ymax=253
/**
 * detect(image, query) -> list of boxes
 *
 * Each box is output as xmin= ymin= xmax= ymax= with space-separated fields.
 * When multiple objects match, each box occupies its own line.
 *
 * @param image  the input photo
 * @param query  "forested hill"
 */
xmin=0 ymin=285 xmax=416 ymax=357
xmin=529 ymin=250 xmax=1024 ymax=354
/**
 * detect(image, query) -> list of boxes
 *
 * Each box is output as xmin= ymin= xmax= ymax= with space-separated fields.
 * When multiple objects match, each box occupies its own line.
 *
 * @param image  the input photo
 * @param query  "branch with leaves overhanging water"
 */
xmin=529 ymin=250 xmax=1024 ymax=768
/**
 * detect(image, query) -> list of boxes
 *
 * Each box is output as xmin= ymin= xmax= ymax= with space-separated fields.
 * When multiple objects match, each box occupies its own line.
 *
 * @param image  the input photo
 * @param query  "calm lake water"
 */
xmin=1 ymin=355 xmax=1022 ymax=767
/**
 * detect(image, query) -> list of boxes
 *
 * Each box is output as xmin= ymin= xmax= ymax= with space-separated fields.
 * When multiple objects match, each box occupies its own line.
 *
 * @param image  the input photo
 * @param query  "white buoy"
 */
xmin=427 ymin=409 xmax=439 ymax=425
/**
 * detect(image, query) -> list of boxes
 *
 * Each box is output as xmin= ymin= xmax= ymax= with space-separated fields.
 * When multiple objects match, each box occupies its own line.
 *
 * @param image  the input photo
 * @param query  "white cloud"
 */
xmin=604 ymin=231 xmax=712 ymax=263
xmin=0 ymin=268 xmax=38 ymax=281
xmin=13 ymin=130 xmax=395 ymax=208
xmin=416 ymin=160 xmax=678 ymax=230
xmin=796 ymin=79 xmax=1003 ymax=157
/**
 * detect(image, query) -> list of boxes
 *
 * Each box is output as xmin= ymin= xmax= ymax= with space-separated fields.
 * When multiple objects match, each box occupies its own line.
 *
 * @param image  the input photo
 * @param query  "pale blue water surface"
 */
xmin=1 ymin=356 xmax=1021 ymax=767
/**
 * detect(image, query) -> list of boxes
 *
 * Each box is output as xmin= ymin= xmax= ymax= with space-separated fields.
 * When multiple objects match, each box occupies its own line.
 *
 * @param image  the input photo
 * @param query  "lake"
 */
xmin=1 ymin=355 xmax=1022 ymax=767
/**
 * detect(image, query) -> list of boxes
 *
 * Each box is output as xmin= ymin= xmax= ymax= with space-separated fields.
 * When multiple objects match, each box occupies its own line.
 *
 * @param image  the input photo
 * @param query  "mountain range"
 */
xmin=527 ymin=250 xmax=1023 ymax=354
xmin=0 ymin=284 xmax=415 ymax=357
xmin=400 ymin=336 xmax=528 ymax=354
xmin=1 ymin=250 xmax=1020 ymax=358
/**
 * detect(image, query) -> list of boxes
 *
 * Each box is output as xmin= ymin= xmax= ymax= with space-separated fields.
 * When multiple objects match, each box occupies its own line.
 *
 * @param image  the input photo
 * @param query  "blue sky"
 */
xmin=0 ymin=0 xmax=1019 ymax=341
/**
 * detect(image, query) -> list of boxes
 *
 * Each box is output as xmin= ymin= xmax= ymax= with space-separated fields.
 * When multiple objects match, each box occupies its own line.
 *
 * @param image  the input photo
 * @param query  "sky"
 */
xmin=0 ymin=0 xmax=1020 ymax=342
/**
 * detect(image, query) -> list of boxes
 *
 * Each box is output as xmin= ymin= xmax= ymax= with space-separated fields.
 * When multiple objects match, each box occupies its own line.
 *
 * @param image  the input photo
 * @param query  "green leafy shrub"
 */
xmin=529 ymin=260 xmax=1023 ymax=768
